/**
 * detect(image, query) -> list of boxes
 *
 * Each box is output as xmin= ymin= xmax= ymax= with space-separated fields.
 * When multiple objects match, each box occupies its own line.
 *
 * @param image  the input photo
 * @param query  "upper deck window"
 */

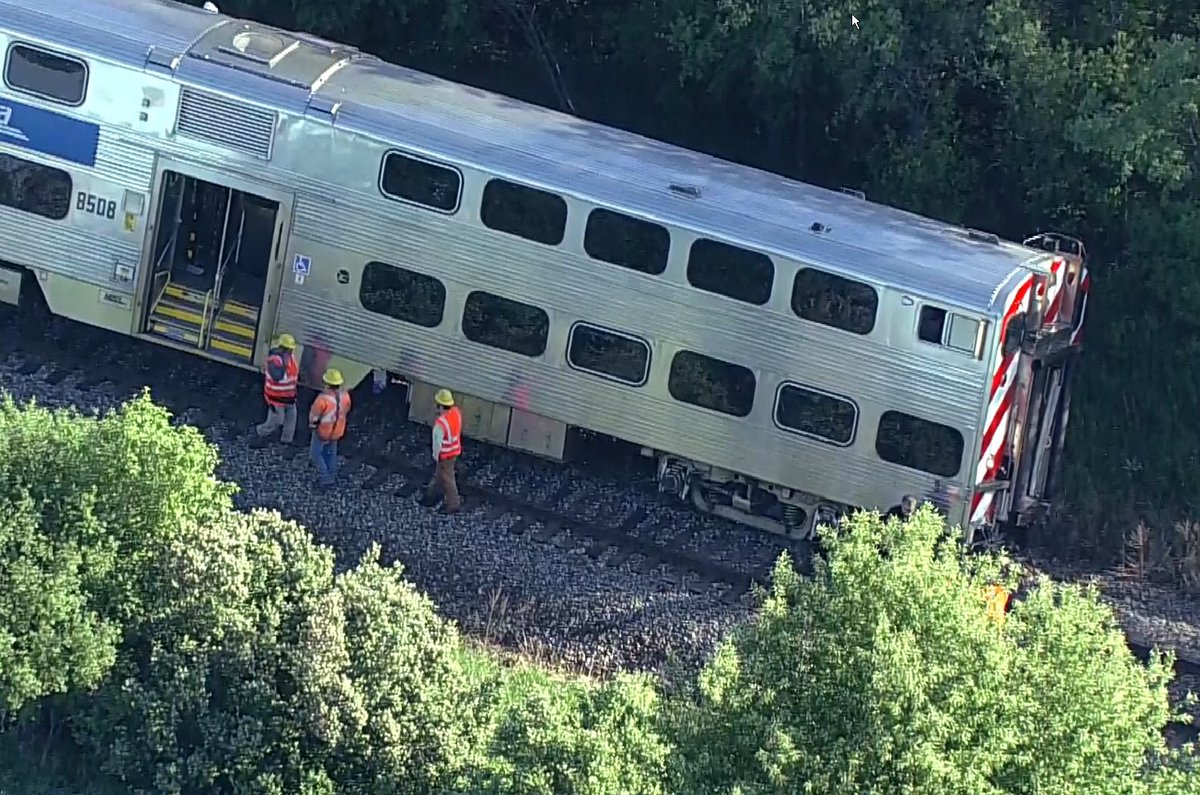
xmin=583 ymin=208 xmax=669 ymax=275
xmin=792 ymin=268 xmax=878 ymax=335
xmin=379 ymin=151 xmax=462 ymax=213
xmin=481 ymin=178 xmax=567 ymax=246
xmin=918 ymin=305 xmax=984 ymax=356
xmin=4 ymin=43 xmax=88 ymax=107
xmin=687 ymin=239 xmax=774 ymax=305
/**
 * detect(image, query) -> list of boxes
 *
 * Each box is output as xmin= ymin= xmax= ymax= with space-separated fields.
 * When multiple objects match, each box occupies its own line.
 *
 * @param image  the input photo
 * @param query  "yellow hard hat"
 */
xmin=323 ymin=368 xmax=344 ymax=386
xmin=435 ymin=388 xmax=454 ymax=407
xmin=276 ymin=333 xmax=296 ymax=349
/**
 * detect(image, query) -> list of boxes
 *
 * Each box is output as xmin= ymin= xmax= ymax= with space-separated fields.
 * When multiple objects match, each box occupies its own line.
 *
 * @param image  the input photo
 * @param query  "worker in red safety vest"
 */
xmin=419 ymin=388 xmax=462 ymax=513
xmin=253 ymin=333 xmax=299 ymax=446
xmin=308 ymin=368 xmax=351 ymax=488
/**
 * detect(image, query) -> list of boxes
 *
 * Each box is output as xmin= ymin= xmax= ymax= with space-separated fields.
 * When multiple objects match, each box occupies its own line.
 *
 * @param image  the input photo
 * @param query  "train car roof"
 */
xmin=1 ymin=0 xmax=1050 ymax=314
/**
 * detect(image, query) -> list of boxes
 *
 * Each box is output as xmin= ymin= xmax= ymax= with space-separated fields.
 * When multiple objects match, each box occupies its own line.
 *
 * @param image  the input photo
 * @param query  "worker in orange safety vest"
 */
xmin=308 ymin=368 xmax=351 ymax=488
xmin=253 ymin=333 xmax=299 ymax=446
xmin=419 ymin=388 xmax=462 ymax=513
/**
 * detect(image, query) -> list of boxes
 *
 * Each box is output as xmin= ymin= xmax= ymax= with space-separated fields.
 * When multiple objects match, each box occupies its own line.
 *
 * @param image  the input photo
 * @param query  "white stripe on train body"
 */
xmin=0 ymin=0 xmax=1090 ymax=541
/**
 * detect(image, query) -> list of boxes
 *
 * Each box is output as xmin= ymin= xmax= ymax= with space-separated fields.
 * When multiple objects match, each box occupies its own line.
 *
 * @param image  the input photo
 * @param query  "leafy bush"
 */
xmin=460 ymin=663 xmax=668 ymax=795
xmin=71 ymin=514 xmax=480 ymax=795
xmin=666 ymin=506 xmax=1197 ymax=794
xmin=0 ymin=393 xmax=232 ymax=720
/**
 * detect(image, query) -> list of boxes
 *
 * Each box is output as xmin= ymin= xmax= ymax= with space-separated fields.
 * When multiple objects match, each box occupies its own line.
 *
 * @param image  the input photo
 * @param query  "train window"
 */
xmin=0 ymin=152 xmax=72 ymax=220
xmin=567 ymin=323 xmax=651 ymax=386
xmin=875 ymin=410 xmax=964 ymax=478
xmin=791 ymin=268 xmax=878 ymax=335
xmin=463 ymin=290 xmax=549 ymax=357
xmin=774 ymin=383 xmax=857 ymax=445
xmin=687 ymin=239 xmax=774 ymax=305
xmin=4 ymin=43 xmax=88 ymax=106
xmin=583 ymin=208 xmax=669 ymax=275
xmin=668 ymin=350 xmax=755 ymax=417
xmin=480 ymin=179 xmax=567 ymax=246
xmin=379 ymin=151 xmax=461 ymax=213
xmin=918 ymin=305 xmax=982 ymax=355
xmin=1002 ymin=312 xmax=1027 ymax=357
xmin=359 ymin=261 xmax=446 ymax=328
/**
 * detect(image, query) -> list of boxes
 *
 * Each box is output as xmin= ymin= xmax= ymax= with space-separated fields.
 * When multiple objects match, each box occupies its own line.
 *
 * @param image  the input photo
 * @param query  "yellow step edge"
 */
xmin=220 ymin=301 xmax=259 ymax=321
xmin=210 ymin=336 xmax=253 ymax=359
xmin=149 ymin=322 xmax=200 ymax=345
xmin=154 ymin=302 xmax=204 ymax=326
xmin=163 ymin=283 xmax=209 ymax=304
xmin=213 ymin=317 xmax=256 ymax=340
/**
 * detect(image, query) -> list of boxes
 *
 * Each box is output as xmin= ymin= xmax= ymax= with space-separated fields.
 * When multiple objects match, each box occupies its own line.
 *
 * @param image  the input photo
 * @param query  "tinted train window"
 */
xmin=668 ymin=351 xmax=755 ymax=417
xmin=480 ymin=179 xmax=567 ymax=246
xmin=792 ymin=268 xmax=878 ymax=335
xmin=919 ymin=305 xmax=982 ymax=354
xmin=463 ymin=290 xmax=549 ymax=357
xmin=775 ymin=383 xmax=857 ymax=445
xmin=583 ymin=208 xmax=669 ymax=275
xmin=379 ymin=151 xmax=461 ymax=213
xmin=567 ymin=323 xmax=651 ymax=386
xmin=0 ymin=152 xmax=72 ymax=220
xmin=687 ymin=239 xmax=774 ymax=305
xmin=359 ymin=262 xmax=446 ymax=328
xmin=875 ymin=410 xmax=963 ymax=477
xmin=5 ymin=44 xmax=88 ymax=106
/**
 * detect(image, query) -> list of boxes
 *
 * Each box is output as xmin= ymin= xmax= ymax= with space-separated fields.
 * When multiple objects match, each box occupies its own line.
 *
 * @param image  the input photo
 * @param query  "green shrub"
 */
xmin=0 ymin=393 xmax=232 ymax=720
xmin=70 ymin=511 xmax=479 ymax=795
xmin=666 ymin=507 xmax=1198 ymax=795
xmin=461 ymin=666 xmax=669 ymax=795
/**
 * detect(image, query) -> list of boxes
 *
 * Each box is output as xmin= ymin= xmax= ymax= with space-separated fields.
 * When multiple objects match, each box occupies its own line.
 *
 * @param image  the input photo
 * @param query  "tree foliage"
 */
xmin=667 ymin=506 xmax=1195 ymax=794
xmin=0 ymin=393 xmax=232 ymax=720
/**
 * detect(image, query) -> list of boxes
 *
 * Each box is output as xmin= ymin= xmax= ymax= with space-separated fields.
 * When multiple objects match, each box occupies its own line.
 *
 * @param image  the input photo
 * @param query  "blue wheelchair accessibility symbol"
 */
xmin=292 ymin=254 xmax=312 ymax=275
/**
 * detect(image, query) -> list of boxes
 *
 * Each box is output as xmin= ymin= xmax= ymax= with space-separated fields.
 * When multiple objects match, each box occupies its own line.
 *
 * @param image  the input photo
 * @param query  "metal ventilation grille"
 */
xmin=176 ymin=87 xmax=277 ymax=160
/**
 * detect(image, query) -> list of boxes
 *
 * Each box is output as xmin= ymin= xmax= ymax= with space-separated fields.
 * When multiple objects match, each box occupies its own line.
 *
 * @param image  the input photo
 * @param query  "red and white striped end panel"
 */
xmin=971 ymin=275 xmax=1035 ymax=524
xmin=1042 ymin=258 xmax=1066 ymax=324
xmin=1070 ymin=266 xmax=1090 ymax=346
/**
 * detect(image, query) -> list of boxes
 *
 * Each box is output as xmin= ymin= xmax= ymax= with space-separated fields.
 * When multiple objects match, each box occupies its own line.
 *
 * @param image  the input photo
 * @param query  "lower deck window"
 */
xmin=567 ymin=323 xmax=650 ymax=386
xmin=359 ymin=261 xmax=446 ymax=328
xmin=875 ymin=410 xmax=964 ymax=477
xmin=0 ymin=152 xmax=72 ymax=220
xmin=462 ymin=290 xmax=549 ymax=357
xmin=775 ymin=383 xmax=857 ymax=445
xmin=668 ymin=351 xmax=755 ymax=417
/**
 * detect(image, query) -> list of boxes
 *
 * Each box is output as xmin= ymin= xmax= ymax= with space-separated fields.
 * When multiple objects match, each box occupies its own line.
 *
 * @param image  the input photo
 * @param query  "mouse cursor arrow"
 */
xmin=852 ymin=15 xmax=860 ymax=29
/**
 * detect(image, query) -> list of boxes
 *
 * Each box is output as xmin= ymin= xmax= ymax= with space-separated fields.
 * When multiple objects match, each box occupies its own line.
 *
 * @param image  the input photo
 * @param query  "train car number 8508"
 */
xmin=76 ymin=191 xmax=117 ymax=220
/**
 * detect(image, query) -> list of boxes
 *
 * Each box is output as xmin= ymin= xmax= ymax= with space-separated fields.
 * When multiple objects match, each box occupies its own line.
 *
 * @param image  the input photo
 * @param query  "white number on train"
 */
xmin=75 ymin=191 xmax=117 ymax=220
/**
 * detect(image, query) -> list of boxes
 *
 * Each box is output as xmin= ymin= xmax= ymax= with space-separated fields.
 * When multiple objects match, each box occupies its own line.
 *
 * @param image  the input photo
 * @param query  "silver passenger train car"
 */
xmin=0 ymin=0 xmax=1091 ymax=540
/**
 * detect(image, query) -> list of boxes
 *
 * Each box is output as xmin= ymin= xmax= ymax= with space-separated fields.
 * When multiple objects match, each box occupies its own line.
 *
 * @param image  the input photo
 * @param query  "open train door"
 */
xmin=136 ymin=157 xmax=294 ymax=369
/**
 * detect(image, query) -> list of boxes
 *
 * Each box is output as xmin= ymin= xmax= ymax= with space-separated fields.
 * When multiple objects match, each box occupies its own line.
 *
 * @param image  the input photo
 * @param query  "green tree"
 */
xmin=462 ymin=668 xmax=669 ymax=795
xmin=667 ymin=506 xmax=1197 ymax=794
xmin=70 ymin=510 xmax=481 ymax=795
xmin=0 ymin=393 xmax=232 ymax=720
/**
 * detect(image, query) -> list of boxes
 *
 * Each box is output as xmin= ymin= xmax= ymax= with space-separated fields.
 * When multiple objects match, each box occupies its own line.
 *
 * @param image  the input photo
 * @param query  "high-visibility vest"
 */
xmin=436 ymin=406 xmax=462 ymax=460
xmin=309 ymin=389 xmax=351 ymax=441
xmin=263 ymin=348 xmax=299 ymax=406
xmin=984 ymin=584 xmax=1010 ymax=625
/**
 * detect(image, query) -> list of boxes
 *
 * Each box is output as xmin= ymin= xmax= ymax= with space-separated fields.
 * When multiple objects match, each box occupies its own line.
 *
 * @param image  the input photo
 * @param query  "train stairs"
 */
xmin=146 ymin=280 xmax=259 ymax=365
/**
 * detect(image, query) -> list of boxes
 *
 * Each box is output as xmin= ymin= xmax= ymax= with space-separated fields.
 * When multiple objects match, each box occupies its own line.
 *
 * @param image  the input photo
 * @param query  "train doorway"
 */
xmin=140 ymin=166 xmax=288 ymax=366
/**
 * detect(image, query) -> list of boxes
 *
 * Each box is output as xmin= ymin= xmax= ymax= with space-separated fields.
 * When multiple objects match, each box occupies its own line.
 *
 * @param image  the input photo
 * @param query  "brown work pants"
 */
xmin=425 ymin=458 xmax=461 ymax=512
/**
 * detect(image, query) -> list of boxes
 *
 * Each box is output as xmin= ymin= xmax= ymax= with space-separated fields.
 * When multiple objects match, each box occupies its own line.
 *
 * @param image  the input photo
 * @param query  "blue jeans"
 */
xmin=310 ymin=436 xmax=338 ymax=485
